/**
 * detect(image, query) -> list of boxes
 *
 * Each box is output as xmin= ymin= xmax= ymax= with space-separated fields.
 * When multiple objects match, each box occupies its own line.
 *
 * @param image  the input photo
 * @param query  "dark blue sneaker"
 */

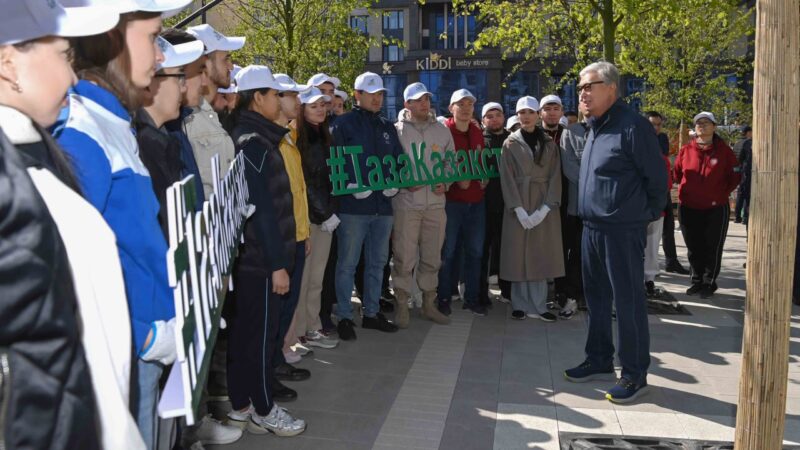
xmin=605 ymin=377 xmax=648 ymax=403
xmin=463 ymin=303 xmax=488 ymax=316
xmin=564 ymin=361 xmax=616 ymax=383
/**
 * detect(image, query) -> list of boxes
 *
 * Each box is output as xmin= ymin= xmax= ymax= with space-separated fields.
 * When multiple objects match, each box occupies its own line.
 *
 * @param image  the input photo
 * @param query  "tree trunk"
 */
xmin=601 ymin=0 xmax=615 ymax=64
xmin=734 ymin=0 xmax=800 ymax=448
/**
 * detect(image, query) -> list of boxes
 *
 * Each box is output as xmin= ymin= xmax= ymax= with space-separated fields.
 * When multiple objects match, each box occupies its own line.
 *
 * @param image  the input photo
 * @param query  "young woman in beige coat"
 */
xmin=499 ymin=96 xmax=565 ymax=321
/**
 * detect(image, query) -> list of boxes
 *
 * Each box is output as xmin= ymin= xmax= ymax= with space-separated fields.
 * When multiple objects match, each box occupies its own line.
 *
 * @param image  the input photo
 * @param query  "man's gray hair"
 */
xmin=579 ymin=61 xmax=620 ymax=87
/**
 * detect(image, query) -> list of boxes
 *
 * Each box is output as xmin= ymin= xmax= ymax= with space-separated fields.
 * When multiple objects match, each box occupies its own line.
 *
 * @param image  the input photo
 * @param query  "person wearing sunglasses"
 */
xmin=564 ymin=61 xmax=667 ymax=405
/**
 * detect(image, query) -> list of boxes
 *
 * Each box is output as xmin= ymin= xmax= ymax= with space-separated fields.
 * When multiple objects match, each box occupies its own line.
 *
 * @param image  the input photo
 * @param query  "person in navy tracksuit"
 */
xmin=563 ymin=62 xmax=667 ymax=404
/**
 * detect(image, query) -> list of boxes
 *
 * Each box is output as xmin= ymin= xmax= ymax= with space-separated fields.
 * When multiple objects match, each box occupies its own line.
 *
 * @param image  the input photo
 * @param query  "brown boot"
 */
xmin=421 ymin=291 xmax=450 ymax=325
xmin=394 ymin=290 xmax=410 ymax=329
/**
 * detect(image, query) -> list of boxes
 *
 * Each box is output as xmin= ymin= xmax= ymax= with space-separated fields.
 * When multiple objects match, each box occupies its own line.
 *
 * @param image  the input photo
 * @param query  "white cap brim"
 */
xmin=406 ymin=90 xmax=431 ymax=101
xmin=218 ymin=86 xmax=236 ymax=94
xmin=2 ymin=3 xmax=120 ymax=45
xmin=450 ymin=94 xmax=476 ymax=105
xmin=278 ymin=82 xmax=311 ymax=93
xmin=360 ymin=87 xmax=387 ymax=94
xmin=205 ymin=36 xmax=245 ymax=54
xmin=114 ymin=0 xmax=193 ymax=17
xmin=334 ymin=90 xmax=348 ymax=101
xmin=301 ymin=94 xmax=331 ymax=104
xmin=158 ymin=39 xmax=204 ymax=69
xmin=308 ymin=73 xmax=334 ymax=87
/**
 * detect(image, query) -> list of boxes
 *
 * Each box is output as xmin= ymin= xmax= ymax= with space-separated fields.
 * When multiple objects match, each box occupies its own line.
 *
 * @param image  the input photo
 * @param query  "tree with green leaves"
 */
xmin=216 ymin=0 xmax=383 ymax=91
xmin=453 ymin=0 xmax=753 ymax=126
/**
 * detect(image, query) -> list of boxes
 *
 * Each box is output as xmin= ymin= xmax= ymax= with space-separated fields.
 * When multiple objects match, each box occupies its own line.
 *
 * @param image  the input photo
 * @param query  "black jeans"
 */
xmin=320 ymin=230 xmax=337 ymax=329
xmin=480 ymin=208 xmax=510 ymax=302
xmin=554 ymin=214 xmax=584 ymax=301
xmin=662 ymin=199 xmax=679 ymax=264
xmin=226 ymin=270 xmax=282 ymax=416
xmin=679 ymin=204 xmax=730 ymax=286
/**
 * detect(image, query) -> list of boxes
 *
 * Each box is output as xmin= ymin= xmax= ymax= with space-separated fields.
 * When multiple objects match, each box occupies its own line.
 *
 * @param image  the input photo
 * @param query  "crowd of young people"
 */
xmin=0 ymin=1 xmax=756 ymax=447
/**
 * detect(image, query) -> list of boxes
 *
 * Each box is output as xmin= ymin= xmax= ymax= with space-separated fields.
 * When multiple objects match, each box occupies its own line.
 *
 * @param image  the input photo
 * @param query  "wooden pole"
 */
xmin=734 ymin=0 xmax=799 ymax=448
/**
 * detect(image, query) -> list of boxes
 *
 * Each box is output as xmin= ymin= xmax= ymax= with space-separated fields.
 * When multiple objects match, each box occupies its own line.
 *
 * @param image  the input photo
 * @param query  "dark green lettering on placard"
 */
xmin=326 ymin=143 xmax=503 ymax=196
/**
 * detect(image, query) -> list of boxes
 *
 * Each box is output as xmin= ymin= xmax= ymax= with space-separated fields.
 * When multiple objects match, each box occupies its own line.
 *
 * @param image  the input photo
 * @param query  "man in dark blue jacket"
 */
xmin=564 ymin=62 xmax=667 ymax=404
xmin=331 ymin=72 xmax=403 ymax=340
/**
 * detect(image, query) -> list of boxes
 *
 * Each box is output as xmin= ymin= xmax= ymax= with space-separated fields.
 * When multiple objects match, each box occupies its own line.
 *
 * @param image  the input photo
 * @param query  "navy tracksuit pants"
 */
xmin=581 ymin=223 xmax=650 ymax=383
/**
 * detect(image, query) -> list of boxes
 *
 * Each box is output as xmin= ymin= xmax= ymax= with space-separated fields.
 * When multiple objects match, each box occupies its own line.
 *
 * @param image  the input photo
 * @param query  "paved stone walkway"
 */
xmin=209 ymin=223 xmax=800 ymax=449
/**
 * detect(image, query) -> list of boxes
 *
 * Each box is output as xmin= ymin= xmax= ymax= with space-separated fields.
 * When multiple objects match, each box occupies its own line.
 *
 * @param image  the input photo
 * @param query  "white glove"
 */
xmin=514 ymin=207 xmax=534 ymax=230
xmin=347 ymin=183 xmax=371 ymax=200
xmin=321 ymin=214 xmax=341 ymax=233
xmin=140 ymin=318 xmax=177 ymax=365
xmin=383 ymin=188 xmax=399 ymax=197
xmin=529 ymin=204 xmax=551 ymax=228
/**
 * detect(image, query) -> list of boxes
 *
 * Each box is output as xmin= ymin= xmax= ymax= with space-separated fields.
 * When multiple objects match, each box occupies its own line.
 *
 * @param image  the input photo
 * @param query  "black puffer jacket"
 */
xmin=0 ymin=129 xmax=99 ymax=450
xmin=299 ymin=122 xmax=335 ymax=224
xmin=232 ymin=111 xmax=296 ymax=276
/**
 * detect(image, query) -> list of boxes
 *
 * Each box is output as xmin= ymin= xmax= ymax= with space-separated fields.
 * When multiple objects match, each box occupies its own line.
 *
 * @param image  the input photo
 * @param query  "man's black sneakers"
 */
xmin=686 ymin=283 xmax=704 ymax=296
xmin=274 ymin=363 xmax=310 ymax=382
xmin=362 ymin=313 xmax=398 ymax=333
xmin=665 ymin=260 xmax=690 ymax=275
xmin=270 ymin=380 xmax=297 ymax=402
xmin=337 ymin=318 xmax=357 ymax=341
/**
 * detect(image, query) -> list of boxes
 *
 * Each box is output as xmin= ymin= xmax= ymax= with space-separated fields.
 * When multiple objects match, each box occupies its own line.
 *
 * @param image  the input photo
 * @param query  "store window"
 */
xmin=502 ymin=71 xmax=540 ymax=115
xmin=381 ymin=74 xmax=407 ymax=122
xmin=422 ymin=5 xmax=477 ymax=50
xmin=350 ymin=15 xmax=368 ymax=35
xmin=544 ymin=78 xmax=578 ymax=114
xmin=382 ymin=11 xmax=404 ymax=61
xmin=419 ymin=70 xmax=488 ymax=118
xmin=625 ymin=77 xmax=645 ymax=113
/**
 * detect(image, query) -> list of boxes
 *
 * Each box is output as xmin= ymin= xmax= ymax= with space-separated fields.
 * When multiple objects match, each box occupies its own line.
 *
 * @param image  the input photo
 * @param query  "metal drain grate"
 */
xmin=559 ymin=433 xmax=800 ymax=450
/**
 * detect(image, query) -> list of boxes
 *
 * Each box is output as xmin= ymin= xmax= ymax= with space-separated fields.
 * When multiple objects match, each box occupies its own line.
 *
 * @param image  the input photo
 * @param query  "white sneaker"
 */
xmin=498 ymin=296 xmax=511 ymax=304
xmin=305 ymin=330 xmax=338 ymax=349
xmin=488 ymin=275 xmax=499 ymax=285
xmin=291 ymin=342 xmax=313 ymax=356
xmin=247 ymin=405 xmax=306 ymax=437
xmin=284 ymin=349 xmax=302 ymax=364
xmin=226 ymin=405 xmax=254 ymax=430
xmin=559 ymin=299 xmax=578 ymax=320
xmin=182 ymin=414 xmax=242 ymax=445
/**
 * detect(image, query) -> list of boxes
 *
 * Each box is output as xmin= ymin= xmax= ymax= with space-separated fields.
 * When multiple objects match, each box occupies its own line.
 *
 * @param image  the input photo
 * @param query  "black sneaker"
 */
xmin=274 ymin=363 xmax=310 ymax=382
xmin=699 ymin=282 xmax=718 ymax=299
xmin=379 ymin=298 xmax=395 ymax=313
xmin=686 ymin=283 xmax=704 ymax=296
xmin=337 ymin=319 xmax=357 ymax=341
xmin=438 ymin=299 xmax=452 ymax=316
xmin=270 ymin=380 xmax=297 ymax=402
xmin=645 ymin=281 xmax=656 ymax=297
xmin=665 ymin=261 xmax=690 ymax=275
xmin=511 ymin=310 xmax=526 ymax=320
xmin=553 ymin=293 xmax=567 ymax=309
xmin=539 ymin=312 xmax=557 ymax=322
xmin=464 ymin=303 xmax=488 ymax=316
xmin=381 ymin=289 xmax=396 ymax=302
xmin=362 ymin=313 xmax=399 ymax=333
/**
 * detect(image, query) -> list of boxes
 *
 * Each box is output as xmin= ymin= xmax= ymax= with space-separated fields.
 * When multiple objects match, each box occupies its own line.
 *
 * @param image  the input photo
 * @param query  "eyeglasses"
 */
xmin=155 ymin=73 xmax=186 ymax=86
xmin=577 ymin=80 xmax=605 ymax=93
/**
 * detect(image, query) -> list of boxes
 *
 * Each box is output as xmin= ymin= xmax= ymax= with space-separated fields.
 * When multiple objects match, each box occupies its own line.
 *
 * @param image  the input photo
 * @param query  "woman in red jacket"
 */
xmin=673 ymin=112 xmax=741 ymax=298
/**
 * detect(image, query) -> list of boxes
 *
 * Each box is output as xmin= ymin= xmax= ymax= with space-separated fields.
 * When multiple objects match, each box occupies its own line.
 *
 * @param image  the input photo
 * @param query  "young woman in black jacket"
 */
xmin=224 ymin=65 xmax=306 ymax=437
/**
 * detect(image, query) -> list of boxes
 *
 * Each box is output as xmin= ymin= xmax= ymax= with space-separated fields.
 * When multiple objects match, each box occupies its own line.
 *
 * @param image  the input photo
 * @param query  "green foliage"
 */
xmin=219 ymin=0 xmax=383 ymax=91
xmin=453 ymin=0 xmax=754 ymax=125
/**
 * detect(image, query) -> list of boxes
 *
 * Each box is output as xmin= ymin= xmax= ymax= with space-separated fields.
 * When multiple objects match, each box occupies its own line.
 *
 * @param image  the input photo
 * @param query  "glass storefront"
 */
xmin=380 ymin=74 xmax=408 ymax=122
xmin=502 ymin=71 xmax=539 ymax=115
xmin=419 ymin=70 xmax=488 ymax=118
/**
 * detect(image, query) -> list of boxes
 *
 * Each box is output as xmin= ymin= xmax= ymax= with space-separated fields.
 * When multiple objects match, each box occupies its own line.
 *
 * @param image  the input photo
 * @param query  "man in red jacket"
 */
xmin=438 ymin=88 xmax=488 ymax=316
xmin=673 ymin=112 xmax=741 ymax=298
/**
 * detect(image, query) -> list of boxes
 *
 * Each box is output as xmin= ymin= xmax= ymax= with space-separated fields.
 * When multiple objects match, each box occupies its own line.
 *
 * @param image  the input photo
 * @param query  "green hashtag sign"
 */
xmin=326 ymin=142 xmax=502 ymax=196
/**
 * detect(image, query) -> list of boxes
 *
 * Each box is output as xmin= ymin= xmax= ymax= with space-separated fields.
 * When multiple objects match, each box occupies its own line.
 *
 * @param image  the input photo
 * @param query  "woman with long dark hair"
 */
xmin=53 ymin=2 xmax=192 ymax=448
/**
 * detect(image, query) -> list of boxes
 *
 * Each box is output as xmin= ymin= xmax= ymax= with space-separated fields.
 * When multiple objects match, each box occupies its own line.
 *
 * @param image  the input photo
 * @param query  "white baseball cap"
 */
xmin=330 ymin=76 xmax=342 ymax=88
xmin=506 ymin=115 xmax=519 ymax=129
xmin=540 ymin=94 xmax=562 ymax=108
xmin=1 ymin=1 xmax=120 ymax=46
xmin=218 ymin=65 xmax=242 ymax=94
xmin=693 ymin=111 xmax=717 ymax=124
xmin=334 ymin=89 xmax=348 ymax=101
xmin=187 ymin=24 xmax=245 ymax=55
xmin=64 ymin=0 xmax=193 ymax=17
xmin=156 ymin=37 xmax=204 ymax=70
xmin=300 ymin=87 xmax=331 ymax=105
xmin=481 ymin=102 xmax=503 ymax=118
xmin=273 ymin=74 xmax=311 ymax=93
xmin=354 ymin=72 xmax=387 ymax=94
xmin=450 ymin=89 xmax=476 ymax=105
xmin=235 ymin=65 xmax=284 ymax=92
xmin=403 ymin=82 xmax=432 ymax=102
xmin=515 ymin=96 xmax=540 ymax=113
xmin=307 ymin=73 xmax=336 ymax=88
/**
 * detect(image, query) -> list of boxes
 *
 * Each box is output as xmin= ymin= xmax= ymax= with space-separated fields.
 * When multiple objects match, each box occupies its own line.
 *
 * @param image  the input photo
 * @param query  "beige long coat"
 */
xmin=499 ymin=129 xmax=565 ymax=281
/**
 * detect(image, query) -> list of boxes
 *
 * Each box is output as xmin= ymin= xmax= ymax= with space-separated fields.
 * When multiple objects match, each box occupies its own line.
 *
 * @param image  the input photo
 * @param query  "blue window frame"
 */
xmin=382 ymin=11 xmax=404 ymax=61
xmin=419 ymin=70 xmax=488 ymax=119
xmin=502 ymin=71 xmax=540 ymax=115
xmin=380 ymin=74 xmax=407 ymax=122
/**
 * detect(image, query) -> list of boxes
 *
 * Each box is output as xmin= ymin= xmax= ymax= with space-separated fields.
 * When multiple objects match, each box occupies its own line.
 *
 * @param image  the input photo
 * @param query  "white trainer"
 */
xmin=305 ymin=330 xmax=338 ymax=349
xmin=284 ymin=349 xmax=302 ymax=364
xmin=182 ymin=414 xmax=242 ymax=445
xmin=226 ymin=405 xmax=254 ymax=430
xmin=247 ymin=405 xmax=306 ymax=437
xmin=559 ymin=299 xmax=578 ymax=320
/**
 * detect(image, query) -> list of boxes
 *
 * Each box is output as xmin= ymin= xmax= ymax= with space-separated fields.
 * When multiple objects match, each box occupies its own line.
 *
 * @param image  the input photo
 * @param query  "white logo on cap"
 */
xmin=46 ymin=0 xmax=57 ymax=8
xmin=213 ymin=31 xmax=224 ymax=41
xmin=368 ymin=78 xmax=376 ymax=86
xmin=157 ymin=39 xmax=170 ymax=53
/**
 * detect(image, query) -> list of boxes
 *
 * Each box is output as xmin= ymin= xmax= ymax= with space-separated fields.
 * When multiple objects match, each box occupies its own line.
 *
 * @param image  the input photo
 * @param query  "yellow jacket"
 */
xmin=279 ymin=126 xmax=310 ymax=242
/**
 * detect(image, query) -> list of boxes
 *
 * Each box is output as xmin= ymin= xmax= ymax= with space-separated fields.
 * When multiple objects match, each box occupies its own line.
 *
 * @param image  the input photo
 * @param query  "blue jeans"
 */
xmin=439 ymin=200 xmax=486 ymax=305
xmin=131 ymin=359 xmax=164 ymax=450
xmin=581 ymin=224 xmax=650 ymax=383
xmin=335 ymin=214 xmax=394 ymax=320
